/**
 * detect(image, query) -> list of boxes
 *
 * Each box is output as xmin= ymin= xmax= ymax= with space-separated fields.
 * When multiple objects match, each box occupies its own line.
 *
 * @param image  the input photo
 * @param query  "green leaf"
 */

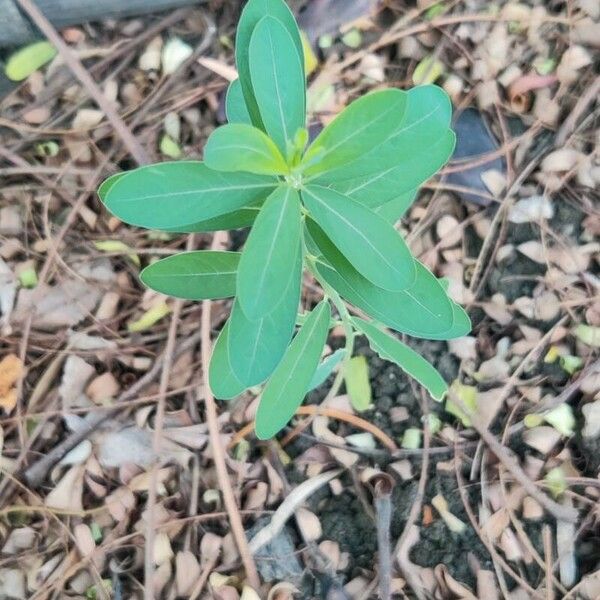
xmin=442 ymin=303 xmax=472 ymax=339
xmin=236 ymin=0 xmax=305 ymax=130
xmin=249 ymin=15 xmax=306 ymax=157
xmin=331 ymin=130 xmax=455 ymax=211
xmin=225 ymin=79 xmax=252 ymax=124
xmin=375 ymin=189 xmax=418 ymax=222
xmin=98 ymin=172 xmax=127 ymax=202
xmin=307 ymin=220 xmax=464 ymax=339
xmin=140 ymin=251 xmax=240 ymax=300
xmin=204 ymin=124 xmax=289 ymax=175
xmin=228 ymin=249 xmax=302 ymax=386
xmin=167 ymin=204 xmax=262 ymax=232
xmin=209 ymin=322 xmax=247 ymax=400
xmin=412 ymin=55 xmax=445 ymax=85
xmin=345 ymin=355 xmax=372 ymax=411
xmin=302 ymin=185 xmax=416 ymax=291
xmin=302 ymin=89 xmax=407 ymax=176
xmin=237 ymin=186 xmax=302 ymax=320
xmin=5 ymin=41 xmax=57 ymax=81
xmin=316 ymin=85 xmax=452 ymax=184
xmin=353 ymin=318 xmax=448 ymax=401
xmin=308 ymin=348 xmax=346 ymax=391
xmin=102 ymin=161 xmax=276 ymax=231
xmin=255 ymin=300 xmax=331 ymax=439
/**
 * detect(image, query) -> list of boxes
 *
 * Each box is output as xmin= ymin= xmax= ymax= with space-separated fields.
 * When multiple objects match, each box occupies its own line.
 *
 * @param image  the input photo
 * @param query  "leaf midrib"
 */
xmin=264 ymin=304 xmax=326 ymax=405
xmin=304 ymin=187 xmax=405 ymax=283
xmin=110 ymin=181 xmax=274 ymax=203
xmin=248 ymin=190 xmax=293 ymax=311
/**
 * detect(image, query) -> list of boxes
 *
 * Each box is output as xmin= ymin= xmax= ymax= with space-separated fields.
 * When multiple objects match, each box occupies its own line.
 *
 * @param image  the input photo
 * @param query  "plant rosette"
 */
xmin=98 ymin=0 xmax=471 ymax=440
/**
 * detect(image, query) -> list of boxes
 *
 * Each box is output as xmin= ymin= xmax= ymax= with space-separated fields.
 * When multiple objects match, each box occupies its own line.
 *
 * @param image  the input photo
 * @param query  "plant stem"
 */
xmin=306 ymin=256 xmax=355 ymax=402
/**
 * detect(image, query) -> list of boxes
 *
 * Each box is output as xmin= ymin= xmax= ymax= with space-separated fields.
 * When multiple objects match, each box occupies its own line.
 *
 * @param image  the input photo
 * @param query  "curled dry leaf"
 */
xmin=434 ymin=564 xmax=477 ymax=599
xmin=249 ymin=469 xmax=343 ymax=554
xmin=295 ymin=507 xmax=322 ymax=542
xmin=267 ymin=581 xmax=300 ymax=600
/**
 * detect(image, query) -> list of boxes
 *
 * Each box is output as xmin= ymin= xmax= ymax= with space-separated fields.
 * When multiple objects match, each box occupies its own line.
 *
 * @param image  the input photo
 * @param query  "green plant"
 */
xmin=98 ymin=0 xmax=471 ymax=440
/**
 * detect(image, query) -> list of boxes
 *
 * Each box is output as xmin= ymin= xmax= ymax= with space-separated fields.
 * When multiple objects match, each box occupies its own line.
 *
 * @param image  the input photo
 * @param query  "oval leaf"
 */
xmin=255 ymin=300 xmax=331 ymax=439
xmin=98 ymin=172 xmax=127 ymax=202
xmin=353 ymin=318 xmax=448 ymax=401
xmin=375 ymin=189 xmax=417 ymax=223
xmin=236 ymin=0 xmax=304 ymax=129
xmin=308 ymin=348 xmax=347 ymax=392
xmin=237 ymin=186 xmax=302 ymax=320
xmin=140 ymin=251 xmax=240 ymax=300
xmin=167 ymin=204 xmax=262 ymax=233
xmin=345 ymin=355 xmax=372 ymax=411
xmin=225 ymin=79 xmax=252 ymax=125
xmin=302 ymin=185 xmax=416 ymax=291
xmin=316 ymin=85 xmax=453 ymax=184
xmin=249 ymin=15 xmax=306 ymax=156
xmin=204 ymin=124 xmax=289 ymax=175
xmin=307 ymin=219 xmax=462 ymax=339
xmin=5 ymin=41 xmax=57 ymax=81
xmin=228 ymin=250 xmax=302 ymax=386
xmin=331 ymin=130 xmax=455 ymax=211
xmin=209 ymin=322 xmax=247 ymax=400
xmin=102 ymin=161 xmax=276 ymax=231
xmin=303 ymin=89 xmax=407 ymax=176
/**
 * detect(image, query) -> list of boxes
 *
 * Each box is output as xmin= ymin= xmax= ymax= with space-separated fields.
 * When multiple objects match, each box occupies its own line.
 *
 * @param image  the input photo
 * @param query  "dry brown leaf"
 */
xmin=86 ymin=372 xmax=120 ymax=403
xmin=14 ymin=280 xmax=100 ymax=330
xmin=0 ymin=354 xmax=23 ymax=411
xmin=476 ymin=569 xmax=499 ymax=600
xmin=295 ymin=507 xmax=322 ymax=542
xmin=2 ymin=527 xmax=36 ymax=554
xmin=105 ymin=486 xmax=136 ymax=521
xmin=200 ymin=532 xmax=222 ymax=568
xmin=153 ymin=532 xmax=174 ymax=566
xmin=45 ymin=464 xmax=85 ymax=511
xmin=434 ymin=564 xmax=477 ymax=599
xmin=0 ymin=569 xmax=26 ymax=600
xmin=175 ymin=550 xmax=201 ymax=597
xmin=73 ymin=523 xmax=95 ymax=558
xmin=523 ymin=426 xmax=561 ymax=455
xmin=59 ymin=355 xmax=95 ymax=410
xmin=522 ymin=496 xmax=543 ymax=520
xmin=153 ymin=559 xmax=172 ymax=598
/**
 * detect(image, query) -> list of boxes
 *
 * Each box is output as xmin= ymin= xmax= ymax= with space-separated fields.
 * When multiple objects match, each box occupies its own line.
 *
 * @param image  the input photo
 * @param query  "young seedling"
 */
xmin=98 ymin=0 xmax=471 ymax=440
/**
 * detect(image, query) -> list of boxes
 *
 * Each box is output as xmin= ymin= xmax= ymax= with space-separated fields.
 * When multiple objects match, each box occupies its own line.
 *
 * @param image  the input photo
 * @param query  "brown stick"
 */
xmin=14 ymin=0 xmax=149 ymax=166
xmin=144 ymin=297 xmax=185 ymax=599
xmin=200 ymin=232 xmax=260 ymax=590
